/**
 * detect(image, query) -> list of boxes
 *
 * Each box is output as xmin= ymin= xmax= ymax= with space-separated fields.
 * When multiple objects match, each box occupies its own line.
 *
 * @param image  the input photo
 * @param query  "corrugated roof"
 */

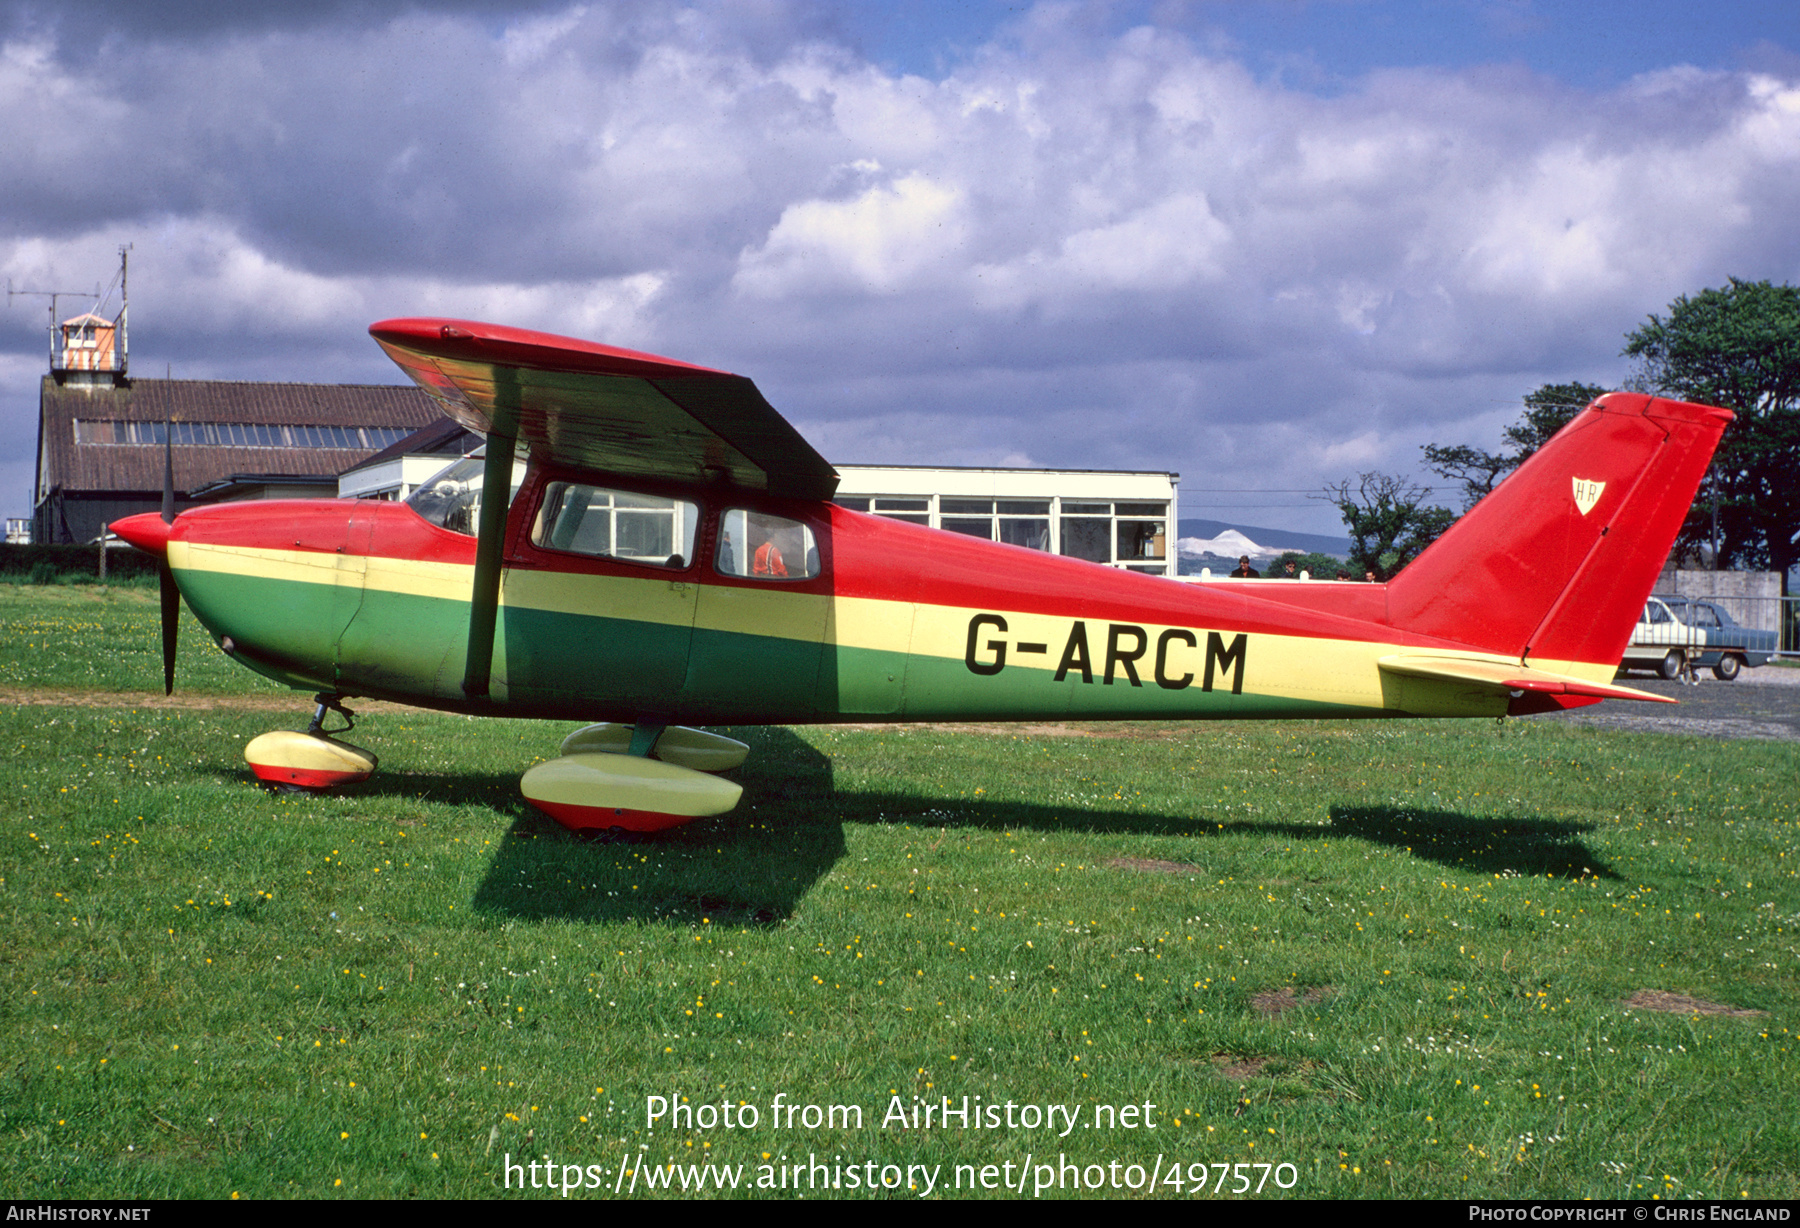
xmin=38 ymin=377 xmax=440 ymax=494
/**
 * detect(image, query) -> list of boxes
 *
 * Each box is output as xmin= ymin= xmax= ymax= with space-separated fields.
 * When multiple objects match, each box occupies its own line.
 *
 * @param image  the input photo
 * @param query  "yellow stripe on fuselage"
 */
xmin=170 ymin=541 xmax=373 ymax=588
xmin=171 ymin=542 xmax=1606 ymax=716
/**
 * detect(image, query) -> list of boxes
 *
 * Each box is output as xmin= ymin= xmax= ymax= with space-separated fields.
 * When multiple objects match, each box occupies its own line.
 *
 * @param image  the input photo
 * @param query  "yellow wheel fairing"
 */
xmin=521 ymin=753 xmax=744 ymax=832
xmin=244 ymin=730 xmax=377 ymax=787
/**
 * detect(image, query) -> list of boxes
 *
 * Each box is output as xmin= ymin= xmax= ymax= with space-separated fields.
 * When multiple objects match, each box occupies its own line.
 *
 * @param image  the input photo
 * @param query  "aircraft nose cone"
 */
xmin=112 ymin=511 xmax=173 ymax=557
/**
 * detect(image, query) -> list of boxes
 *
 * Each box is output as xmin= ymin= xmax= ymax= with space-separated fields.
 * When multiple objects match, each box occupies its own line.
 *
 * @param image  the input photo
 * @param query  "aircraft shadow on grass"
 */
xmin=464 ymin=721 xmax=1618 ymax=922
xmin=1321 ymin=806 xmax=1619 ymax=882
xmin=204 ymin=728 xmax=1618 ymax=924
xmin=460 ymin=801 xmax=1616 ymax=927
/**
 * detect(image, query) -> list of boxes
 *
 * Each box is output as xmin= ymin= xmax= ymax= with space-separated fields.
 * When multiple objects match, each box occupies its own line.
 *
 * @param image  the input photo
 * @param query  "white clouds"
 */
xmin=736 ymin=173 xmax=969 ymax=295
xmin=3 ymin=2 xmax=1799 ymax=530
xmin=1317 ymin=430 xmax=1387 ymax=470
xmin=500 ymin=3 xmax=587 ymax=65
xmin=3 ymin=215 xmax=667 ymax=347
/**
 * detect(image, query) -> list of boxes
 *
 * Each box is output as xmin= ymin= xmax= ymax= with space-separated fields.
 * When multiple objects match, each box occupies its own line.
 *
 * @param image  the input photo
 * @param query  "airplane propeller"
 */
xmin=158 ymin=424 xmax=177 ymax=695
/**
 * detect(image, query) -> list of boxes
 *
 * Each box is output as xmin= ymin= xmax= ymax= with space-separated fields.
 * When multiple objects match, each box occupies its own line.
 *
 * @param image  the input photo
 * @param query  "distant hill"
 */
xmin=1177 ymin=518 xmax=1351 ymax=559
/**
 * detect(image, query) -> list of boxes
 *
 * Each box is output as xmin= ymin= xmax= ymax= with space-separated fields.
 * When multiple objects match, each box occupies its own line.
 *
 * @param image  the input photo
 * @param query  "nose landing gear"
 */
xmin=244 ymin=694 xmax=378 ymax=789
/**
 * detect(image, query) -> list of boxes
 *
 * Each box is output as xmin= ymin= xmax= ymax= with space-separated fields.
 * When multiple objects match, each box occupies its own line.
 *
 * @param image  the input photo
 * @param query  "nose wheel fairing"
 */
xmin=243 ymin=697 xmax=377 ymax=789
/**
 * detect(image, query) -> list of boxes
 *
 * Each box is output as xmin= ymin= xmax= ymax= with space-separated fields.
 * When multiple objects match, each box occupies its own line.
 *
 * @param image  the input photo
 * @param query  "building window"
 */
xmin=834 ymin=478 xmax=1173 ymax=575
xmin=1059 ymin=507 xmax=1112 ymax=563
xmin=940 ymin=498 xmax=996 ymax=540
xmin=938 ymin=498 xmax=1052 ymax=550
xmin=1115 ymin=517 xmax=1167 ymax=563
xmin=74 ymin=420 xmax=413 ymax=450
xmin=870 ymin=497 xmax=929 ymax=526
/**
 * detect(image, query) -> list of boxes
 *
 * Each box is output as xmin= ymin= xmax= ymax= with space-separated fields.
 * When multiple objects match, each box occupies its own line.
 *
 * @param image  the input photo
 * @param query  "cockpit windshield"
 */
xmin=404 ymin=447 xmax=528 ymax=536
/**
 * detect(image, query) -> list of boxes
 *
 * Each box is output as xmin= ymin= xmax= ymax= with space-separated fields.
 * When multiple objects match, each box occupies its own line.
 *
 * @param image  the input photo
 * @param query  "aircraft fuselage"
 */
xmin=161 ymin=464 xmax=1576 ymax=728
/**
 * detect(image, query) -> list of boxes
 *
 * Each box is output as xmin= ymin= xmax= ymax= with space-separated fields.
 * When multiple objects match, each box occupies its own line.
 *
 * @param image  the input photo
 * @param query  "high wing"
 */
xmin=368 ymin=318 xmax=839 ymax=500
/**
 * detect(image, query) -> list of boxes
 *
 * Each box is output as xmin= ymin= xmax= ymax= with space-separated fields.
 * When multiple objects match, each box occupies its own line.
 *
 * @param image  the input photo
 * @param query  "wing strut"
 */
xmin=159 ymin=421 xmax=179 ymax=696
xmin=461 ymin=379 xmax=520 ymax=701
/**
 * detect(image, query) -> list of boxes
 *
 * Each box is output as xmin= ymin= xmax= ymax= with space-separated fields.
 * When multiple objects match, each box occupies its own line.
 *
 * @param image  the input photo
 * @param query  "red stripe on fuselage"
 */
xmin=821 ymin=505 xmax=1460 ymax=650
xmin=169 ymin=499 xmax=476 ymax=566
xmin=164 ymin=487 xmax=1468 ymax=654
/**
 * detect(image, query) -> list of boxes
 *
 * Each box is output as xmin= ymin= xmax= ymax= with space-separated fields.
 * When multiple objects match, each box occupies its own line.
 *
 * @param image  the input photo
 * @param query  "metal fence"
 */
xmin=1653 ymin=589 xmax=1800 ymax=659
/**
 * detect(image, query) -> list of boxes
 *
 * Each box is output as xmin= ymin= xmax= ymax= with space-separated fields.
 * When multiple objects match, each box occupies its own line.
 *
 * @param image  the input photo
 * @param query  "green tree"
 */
xmin=1421 ymin=382 xmax=1607 ymax=510
xmin=1623 ymin=278 xmax=1800 ymax=583
xmin=1259 ymin=550 xmax=1349 ymax=580
xmin=1318 ymin=473 xmax=1456 ymax=580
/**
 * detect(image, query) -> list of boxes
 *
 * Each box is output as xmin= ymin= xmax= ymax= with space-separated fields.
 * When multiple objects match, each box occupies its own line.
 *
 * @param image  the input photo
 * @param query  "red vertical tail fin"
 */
xmin=1387 ymin=394 xmax=1732 ymax=670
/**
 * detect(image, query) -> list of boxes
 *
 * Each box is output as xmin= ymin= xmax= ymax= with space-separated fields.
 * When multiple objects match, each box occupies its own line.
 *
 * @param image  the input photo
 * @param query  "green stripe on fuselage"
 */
xmin=177 ymin=559 xmax=1397 ymax=723
xmin=882 ymin=640 xmax=1363 ymax=722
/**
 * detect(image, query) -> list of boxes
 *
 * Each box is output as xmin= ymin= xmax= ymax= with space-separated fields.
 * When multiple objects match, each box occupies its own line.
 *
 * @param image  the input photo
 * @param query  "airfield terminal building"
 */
xmin=830 ymin=466 xmax=1175 ymax=576
xmin=30 ymin=303 xmax=1175 ymax=573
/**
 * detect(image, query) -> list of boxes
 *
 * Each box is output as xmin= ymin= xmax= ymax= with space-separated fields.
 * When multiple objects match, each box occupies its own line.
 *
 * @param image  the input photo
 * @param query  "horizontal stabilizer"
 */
xmin=1377 ymin=655 xmax=1675 ymax=704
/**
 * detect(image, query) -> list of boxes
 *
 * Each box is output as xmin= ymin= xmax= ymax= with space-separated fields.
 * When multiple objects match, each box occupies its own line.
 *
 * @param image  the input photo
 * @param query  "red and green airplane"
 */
xmin=111 ymin=318 xmax=1733 ymax=833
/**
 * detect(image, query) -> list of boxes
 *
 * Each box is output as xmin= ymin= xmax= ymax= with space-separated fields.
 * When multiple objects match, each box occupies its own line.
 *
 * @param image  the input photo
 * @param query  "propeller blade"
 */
xmin=161 ymin=421 xmax=175 ymax=524
xmin=159 ymin=560 xmax=178 ymax=696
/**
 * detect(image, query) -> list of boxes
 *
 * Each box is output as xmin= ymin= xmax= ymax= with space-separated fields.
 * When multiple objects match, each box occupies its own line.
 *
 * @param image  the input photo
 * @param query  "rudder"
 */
xmin=1387 ymin=394 xmax=1732 ymax=674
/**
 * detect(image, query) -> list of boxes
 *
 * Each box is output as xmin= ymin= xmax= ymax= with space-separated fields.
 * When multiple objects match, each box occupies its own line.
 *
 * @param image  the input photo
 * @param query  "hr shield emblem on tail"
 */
xmin=1572 ymin=477 xmax=1605 ymax=516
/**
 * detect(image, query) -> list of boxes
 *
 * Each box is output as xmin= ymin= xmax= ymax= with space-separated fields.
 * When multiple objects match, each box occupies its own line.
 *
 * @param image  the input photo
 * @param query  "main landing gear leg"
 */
xmin=243 ymin=692 xmax=379 ymax=789
xmin=520 ymin=720 xmax=749 ymax=835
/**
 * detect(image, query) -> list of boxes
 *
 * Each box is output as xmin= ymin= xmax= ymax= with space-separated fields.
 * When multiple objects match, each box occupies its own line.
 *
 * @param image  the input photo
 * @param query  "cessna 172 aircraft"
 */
xmin=111 ymin=318 xmax=1732 ymax=833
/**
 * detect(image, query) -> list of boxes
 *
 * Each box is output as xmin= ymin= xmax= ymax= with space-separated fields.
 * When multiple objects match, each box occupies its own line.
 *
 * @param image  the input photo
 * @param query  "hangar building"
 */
xmin=30 ymin=309 xmax=438 ymax=545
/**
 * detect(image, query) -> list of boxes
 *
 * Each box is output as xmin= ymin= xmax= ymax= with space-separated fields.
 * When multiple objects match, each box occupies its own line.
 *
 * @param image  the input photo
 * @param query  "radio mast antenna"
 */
xmin=6 ymin=280 xmax=100 ymax=370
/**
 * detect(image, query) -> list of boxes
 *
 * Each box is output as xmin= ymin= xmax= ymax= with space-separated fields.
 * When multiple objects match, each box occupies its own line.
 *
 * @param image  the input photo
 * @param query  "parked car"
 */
xmin=1620 ymin=596 xmax=1775 ymax=680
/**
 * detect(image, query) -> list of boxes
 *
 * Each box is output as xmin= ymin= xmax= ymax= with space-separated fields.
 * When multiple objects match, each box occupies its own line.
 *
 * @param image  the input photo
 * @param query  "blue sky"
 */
xmin=3 ymin=0 xmax=1798 ymax=533
xmin=846 ymin=1 xmax=1800 ymax=89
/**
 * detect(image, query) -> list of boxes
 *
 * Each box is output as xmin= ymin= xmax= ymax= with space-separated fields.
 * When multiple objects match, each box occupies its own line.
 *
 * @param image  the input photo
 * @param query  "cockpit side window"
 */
xmin=715 ymin=509 xmax=820 ymax=580
xmin=533 ymin=482 xmax=699 ymax=569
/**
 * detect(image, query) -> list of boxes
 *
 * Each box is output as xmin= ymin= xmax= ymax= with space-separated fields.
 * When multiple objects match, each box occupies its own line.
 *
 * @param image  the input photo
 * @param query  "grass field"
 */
xmin=2 ymin=586 xmax=1796 ymax=1199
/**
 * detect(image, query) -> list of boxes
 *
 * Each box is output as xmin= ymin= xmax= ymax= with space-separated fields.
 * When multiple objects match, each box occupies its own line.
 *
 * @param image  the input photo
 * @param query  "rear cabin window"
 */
xmin=533 ymin=483 xmax=699 ymax=569
xmin=715 ymin=510 xmax=819 ymax=580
